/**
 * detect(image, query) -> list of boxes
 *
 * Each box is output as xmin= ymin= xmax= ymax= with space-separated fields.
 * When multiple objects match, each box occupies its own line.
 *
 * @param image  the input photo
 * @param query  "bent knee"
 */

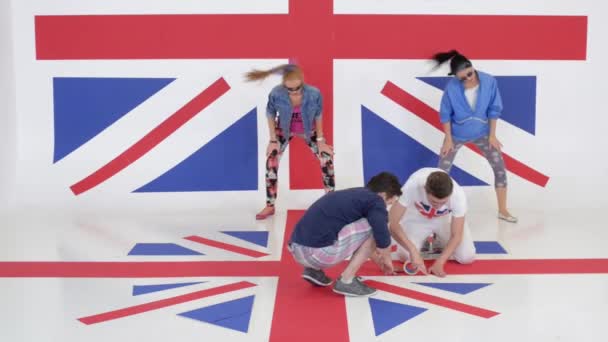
xmin=455 ymin=253 xmax=476 ymax=264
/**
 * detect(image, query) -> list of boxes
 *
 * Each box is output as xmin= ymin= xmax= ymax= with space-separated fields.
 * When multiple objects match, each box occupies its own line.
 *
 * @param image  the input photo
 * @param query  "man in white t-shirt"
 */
xmin=388 ymin=168 xmax=476 ymax=277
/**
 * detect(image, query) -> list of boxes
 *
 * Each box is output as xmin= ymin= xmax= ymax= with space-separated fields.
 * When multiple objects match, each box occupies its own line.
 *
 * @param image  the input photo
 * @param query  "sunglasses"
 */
xmin=458 ymin=70 xmax=475 ymax=82
xmin=285 ymin=84 xmax=303 ymax=93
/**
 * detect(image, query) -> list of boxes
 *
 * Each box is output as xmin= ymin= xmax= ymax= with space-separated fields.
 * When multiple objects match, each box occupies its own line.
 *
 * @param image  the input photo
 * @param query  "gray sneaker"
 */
xmin=302 ymin=267 xmax=333 ymax=286
xmin=333 ymin=277 xmax=377 ymax=297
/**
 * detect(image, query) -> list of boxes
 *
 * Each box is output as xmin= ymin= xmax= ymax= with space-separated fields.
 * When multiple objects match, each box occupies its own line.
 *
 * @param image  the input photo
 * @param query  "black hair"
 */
xmin=366 ymin=172 xmax=403 ymax=198
xmin=432 ymin=50 xmax=473 ymax=76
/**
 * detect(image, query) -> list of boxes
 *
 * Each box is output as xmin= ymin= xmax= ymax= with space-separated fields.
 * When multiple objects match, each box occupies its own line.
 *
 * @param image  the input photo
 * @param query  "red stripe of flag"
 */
xmin=333 ymin=15 xmax=587 ymax=60
xmin=35 ymin=15 xmax=587 ymax=60
xmin=2 ymin=258 xmax=608 ymax=278
xmin=35 ymin=15 xmax=291 ymax=60
xmin=269 ymin=208 xmax=349 ymax=342
xmin=0 ymin=261 xmax=281 ymax=277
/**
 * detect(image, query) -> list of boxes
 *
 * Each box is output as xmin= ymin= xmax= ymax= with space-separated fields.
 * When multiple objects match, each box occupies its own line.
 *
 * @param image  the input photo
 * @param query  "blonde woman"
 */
xmin=246 ymin=64 xmax=335 ymax=220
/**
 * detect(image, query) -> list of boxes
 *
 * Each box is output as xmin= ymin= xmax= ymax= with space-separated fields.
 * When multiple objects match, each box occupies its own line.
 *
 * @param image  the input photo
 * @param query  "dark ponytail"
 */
xmin=431 ymin=50 xmax=472 ymax=75
xmin=432 ymin=50 xmax=459 ymax=66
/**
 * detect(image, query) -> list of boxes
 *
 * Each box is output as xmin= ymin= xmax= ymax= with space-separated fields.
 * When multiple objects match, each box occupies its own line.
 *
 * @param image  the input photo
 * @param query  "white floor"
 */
xmin=1 ymin=208 xmax=607 ymax=341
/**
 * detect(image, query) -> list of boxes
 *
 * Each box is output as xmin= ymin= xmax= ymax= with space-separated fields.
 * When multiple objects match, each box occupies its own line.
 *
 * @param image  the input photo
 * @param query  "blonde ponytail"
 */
xmin=245 ymin=64 xmax=303 ymax=82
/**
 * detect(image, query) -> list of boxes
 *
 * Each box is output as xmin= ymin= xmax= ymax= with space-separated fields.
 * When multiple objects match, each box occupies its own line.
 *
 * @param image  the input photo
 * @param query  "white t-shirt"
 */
xmin=398 ymin=168 xmax=467 ymax=223
xmin=464 ymin=84 xmax=479 ymax=111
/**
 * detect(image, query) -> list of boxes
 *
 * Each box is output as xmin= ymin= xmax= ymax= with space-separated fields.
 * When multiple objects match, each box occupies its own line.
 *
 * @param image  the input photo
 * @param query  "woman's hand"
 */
xmin=488 ymin=135 xmax=503 ymax=151
xmin=440 ymin=138 xmax=454 ymax=157
xmin=317 ymin=142 xmax=334 ymax=158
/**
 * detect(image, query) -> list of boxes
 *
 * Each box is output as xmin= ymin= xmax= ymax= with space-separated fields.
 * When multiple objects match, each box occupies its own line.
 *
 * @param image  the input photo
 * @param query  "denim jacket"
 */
xmin=265 ymin=84 xmax=323 ymax=141
xmin=439 ymin=71 xmax=503 ymax=142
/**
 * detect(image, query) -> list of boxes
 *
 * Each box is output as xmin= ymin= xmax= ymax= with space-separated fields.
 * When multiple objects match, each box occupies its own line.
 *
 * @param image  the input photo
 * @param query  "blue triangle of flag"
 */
xmin=362 ymin=106 xmax=487 ymax=186
xmin=178 ymin=295 xmax=255 ymax=333
xmin=53 ymin=77 xmax=174 ymax=162
xmin=413 ymin=282 xmax=492 ymax=295
xmin=222 ymin=231 xmax=269 ymax=248
xmin=134 ymin=108 xmax=258 ymax=192
xmin=417 ymin=76 xmax=537 ymax=135
xmin=128 ymin=243 xmax=203 ymax=256
xmin=369 ymin=298 xmax=427 ymax=336
xmin=132 ymin=281 xmax=205 ymax=296
xmin=474 ymin=241 xmax=508 ymax=254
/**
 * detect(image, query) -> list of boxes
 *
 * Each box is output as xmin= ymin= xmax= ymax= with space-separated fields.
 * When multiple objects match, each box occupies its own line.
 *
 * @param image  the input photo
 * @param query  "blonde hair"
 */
xmin=245 ymin=64 xmax=304 ymax=83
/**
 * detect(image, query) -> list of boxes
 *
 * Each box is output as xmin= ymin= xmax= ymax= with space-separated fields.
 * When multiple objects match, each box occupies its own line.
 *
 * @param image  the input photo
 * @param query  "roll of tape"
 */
xmin=403 ymin=261 xmax=418 ymax=275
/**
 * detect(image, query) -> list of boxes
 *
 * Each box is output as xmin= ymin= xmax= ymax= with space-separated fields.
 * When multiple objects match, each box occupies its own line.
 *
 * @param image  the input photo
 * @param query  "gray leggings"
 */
xmin=438 ymin=136 xmax=507 ymax=187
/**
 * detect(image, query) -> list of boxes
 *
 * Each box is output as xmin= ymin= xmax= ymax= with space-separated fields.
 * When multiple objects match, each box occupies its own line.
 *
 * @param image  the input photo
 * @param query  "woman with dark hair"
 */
xmin=245 ymin=64 xmax=335 ymax=220
xmin=431 ymin=50 xmax=517 ymax=223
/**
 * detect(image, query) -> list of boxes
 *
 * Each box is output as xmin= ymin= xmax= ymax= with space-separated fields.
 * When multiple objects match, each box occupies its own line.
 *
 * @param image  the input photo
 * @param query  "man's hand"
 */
xmin=429 ymin=260 xmax=447 ymax=277
xmin=410 ymin=252 xmax=428 ymax=275
xmin=375 ymin=247 xmax=395 ymax=275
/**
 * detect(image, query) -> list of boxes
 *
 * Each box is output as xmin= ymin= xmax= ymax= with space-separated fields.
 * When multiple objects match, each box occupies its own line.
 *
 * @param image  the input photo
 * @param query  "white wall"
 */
xmin=0 ymin=0 xmax=16 ymax=210
xmin=8 ymin=0 xmax=608 ymax=212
